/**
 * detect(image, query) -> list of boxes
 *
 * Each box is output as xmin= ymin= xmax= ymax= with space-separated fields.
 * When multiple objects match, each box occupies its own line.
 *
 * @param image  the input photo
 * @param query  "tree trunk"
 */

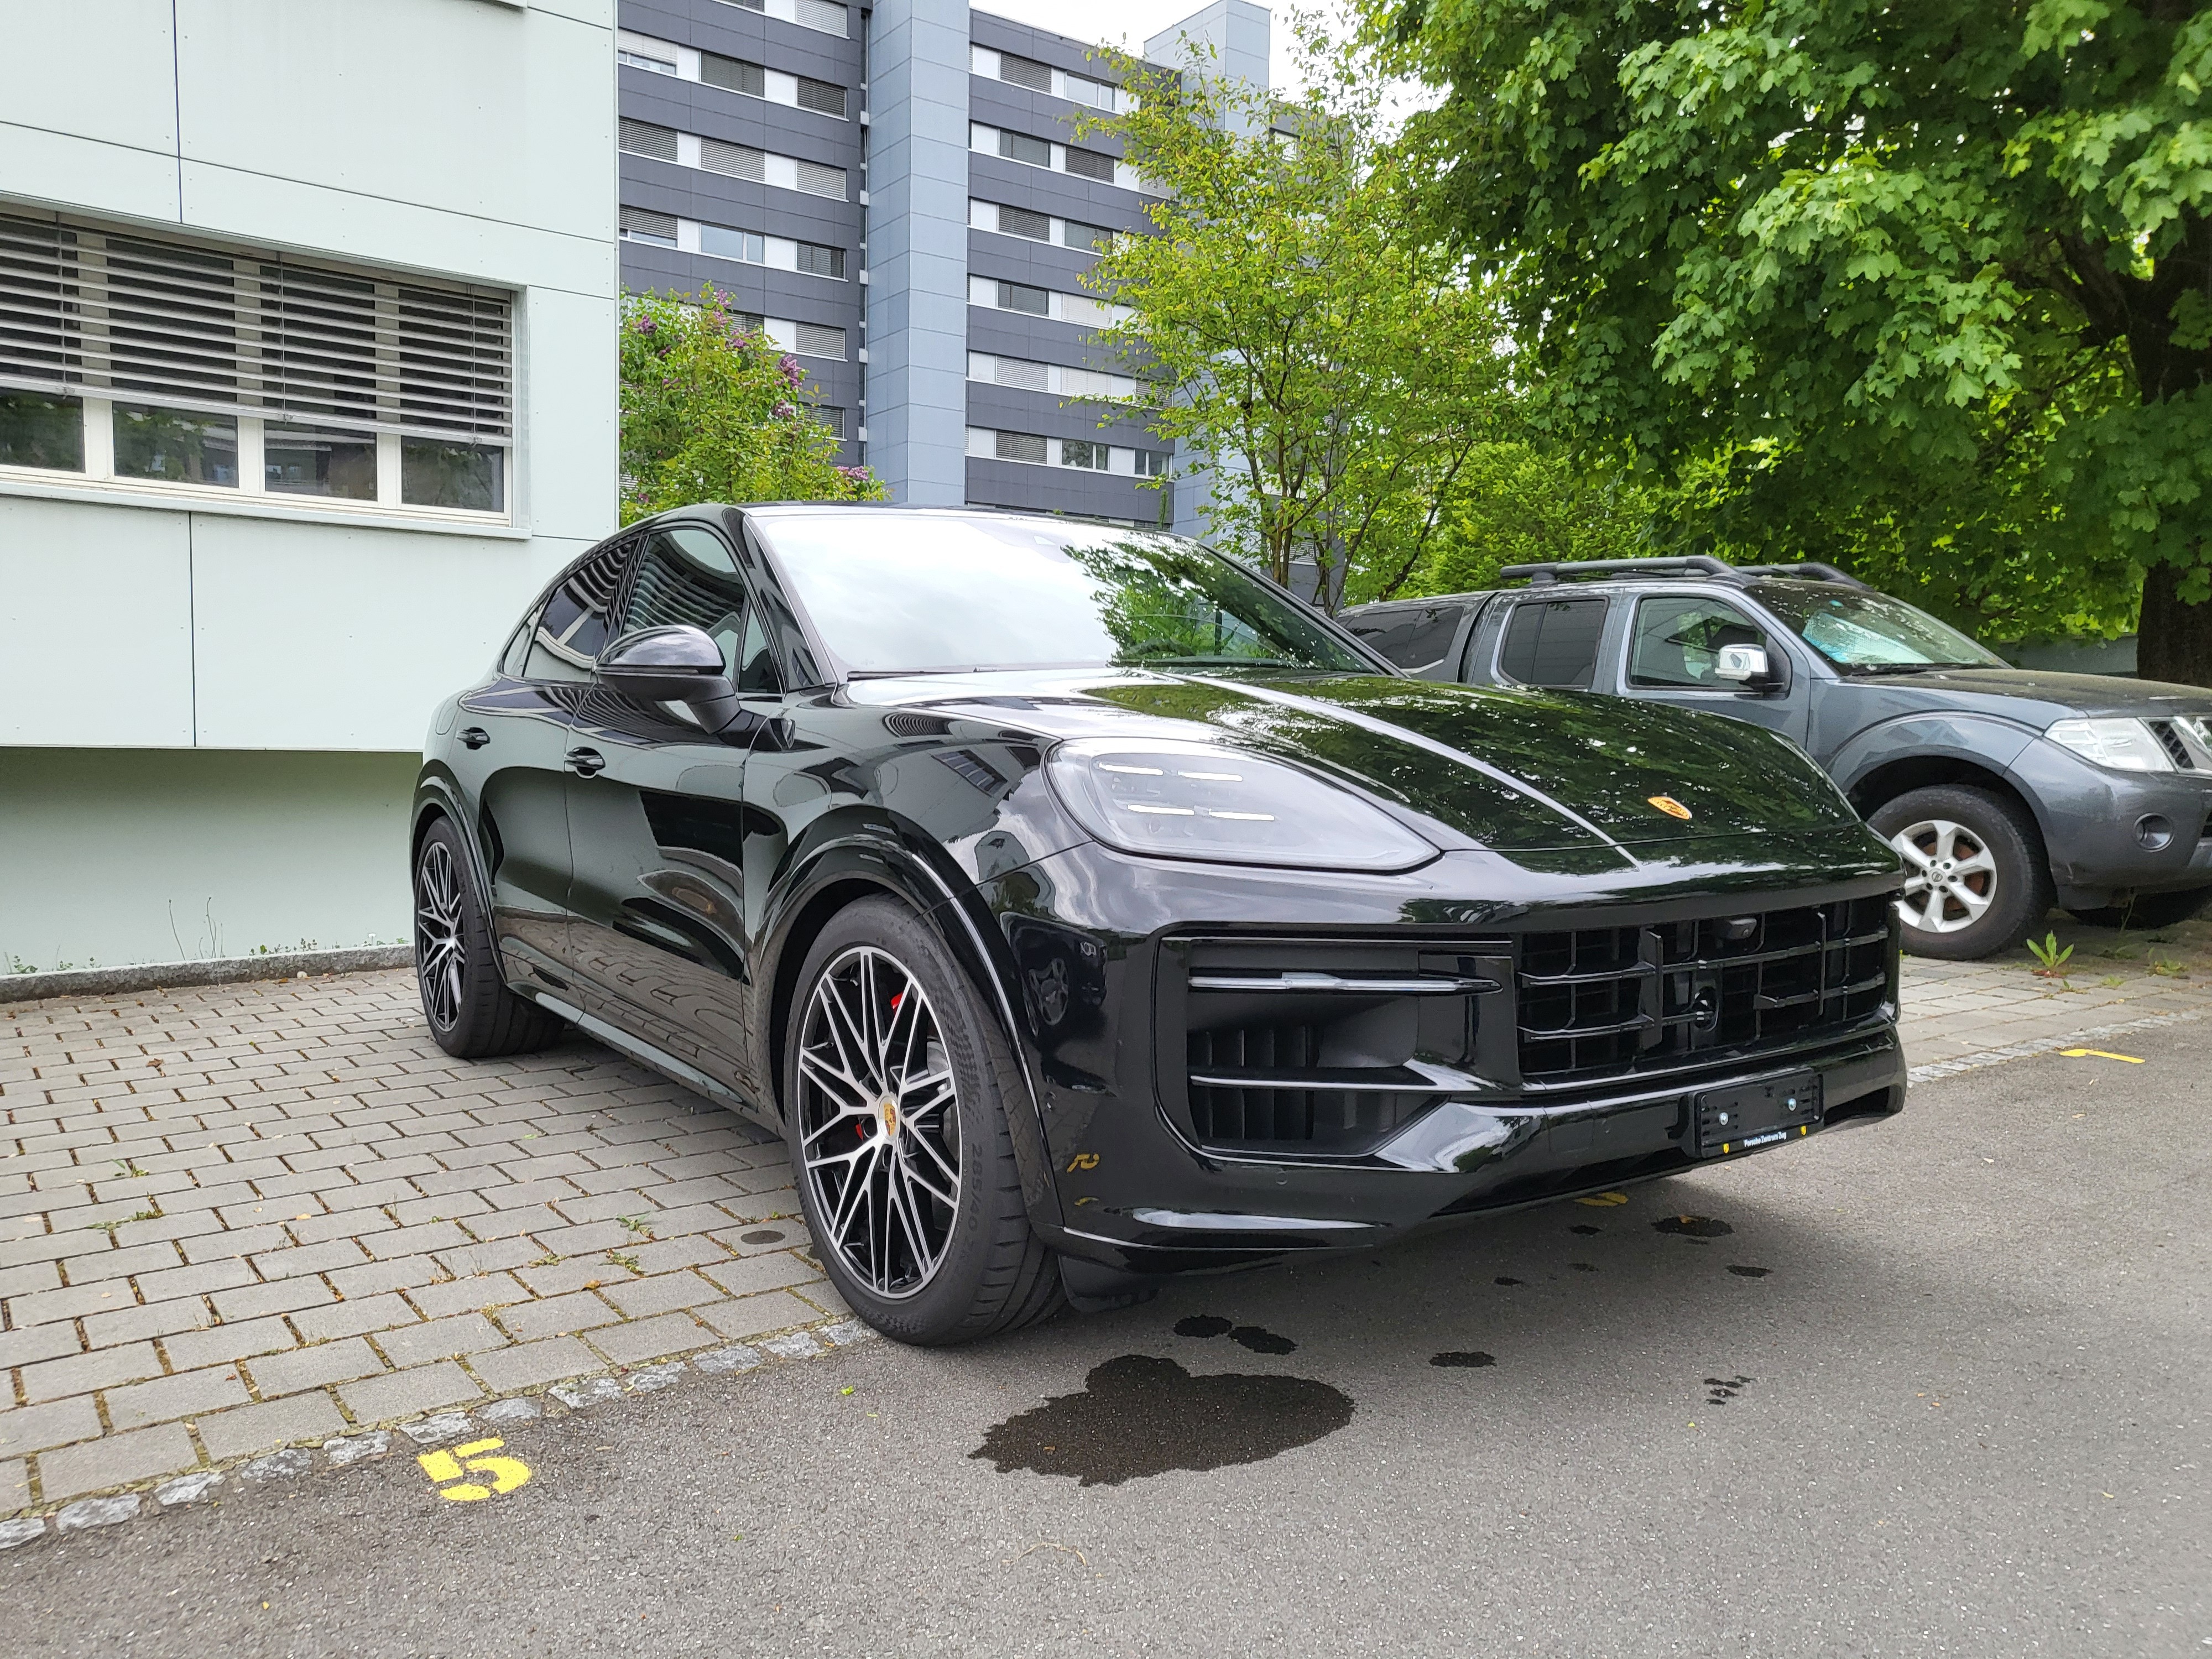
xmin=2136 ymin=564 xmax=2212 ymax=688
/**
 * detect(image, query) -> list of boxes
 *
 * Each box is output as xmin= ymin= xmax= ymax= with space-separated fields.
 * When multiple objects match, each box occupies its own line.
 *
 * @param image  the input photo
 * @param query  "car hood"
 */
xmin=870 ymin=669 xmax=1868 ymax=855
xmin=1825 ymin=666 xmax=2212 ymax=723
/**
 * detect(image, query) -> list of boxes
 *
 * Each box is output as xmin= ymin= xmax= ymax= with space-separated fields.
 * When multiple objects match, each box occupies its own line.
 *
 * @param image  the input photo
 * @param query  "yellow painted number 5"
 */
xmin=419 ymin=1436 xmax=531 ymax=1502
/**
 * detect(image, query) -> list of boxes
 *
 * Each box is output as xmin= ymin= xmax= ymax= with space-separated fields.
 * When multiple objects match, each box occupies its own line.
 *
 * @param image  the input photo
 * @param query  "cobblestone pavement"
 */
xmin=3 ymin=909 xmax=2209 ymax=1526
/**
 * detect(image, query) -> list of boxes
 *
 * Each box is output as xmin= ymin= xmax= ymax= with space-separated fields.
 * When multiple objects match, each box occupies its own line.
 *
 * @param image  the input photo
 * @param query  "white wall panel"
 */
xmin=187 ymin=518 xmax=587 ymax=752
xmin=0 ymin=499 xmax=193 ymax=748
xmin=0 ymin=2 xmax=178 ymax=193
xmin=175 ymin=0 xmax=614 ymax=248
xmin=520 ymin=286 xmax=620 ymax=538
xmin=0 ymin=126 xmax=181 ymax=226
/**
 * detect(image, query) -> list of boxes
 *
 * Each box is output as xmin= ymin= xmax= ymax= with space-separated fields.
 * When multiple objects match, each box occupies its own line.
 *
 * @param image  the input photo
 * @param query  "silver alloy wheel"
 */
xmin=795 ymin=945 xmax=962 ymax=1300
xmin=1888 ymin=817 xmax=1997 ymax=935
xmin=415 ymin=841 xmax=466 ymax=1031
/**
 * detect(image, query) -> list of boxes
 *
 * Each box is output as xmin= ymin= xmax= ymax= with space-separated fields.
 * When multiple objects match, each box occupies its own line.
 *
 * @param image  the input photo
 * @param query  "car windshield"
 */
xmin=751 ymin=510 xmax=1376 ymax=676
xmin=1750 ymin=583 xmax=2006 ymax=672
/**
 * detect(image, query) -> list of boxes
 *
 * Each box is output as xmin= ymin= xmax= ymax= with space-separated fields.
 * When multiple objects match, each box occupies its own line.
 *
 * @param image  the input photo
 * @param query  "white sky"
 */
xmin=968 ymin=0 xmax=1313 ymax=92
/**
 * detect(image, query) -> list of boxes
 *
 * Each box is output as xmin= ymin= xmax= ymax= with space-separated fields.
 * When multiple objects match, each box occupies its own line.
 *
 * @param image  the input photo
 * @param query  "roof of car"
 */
xmin=1343 ymin=559 xmax=1870 ymax=615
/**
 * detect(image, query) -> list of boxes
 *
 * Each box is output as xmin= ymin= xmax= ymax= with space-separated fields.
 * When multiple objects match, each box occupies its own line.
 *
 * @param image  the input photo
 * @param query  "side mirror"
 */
xmin=597 ymin=625 xmax=734 ymax=705
xmin=1713 ymin=642 xmax=1788 ymax=692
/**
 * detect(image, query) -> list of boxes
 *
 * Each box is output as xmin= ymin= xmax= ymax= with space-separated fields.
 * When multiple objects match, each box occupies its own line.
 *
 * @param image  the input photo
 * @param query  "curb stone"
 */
xmin=0 ymin=1317 xmax=870 ymax=1551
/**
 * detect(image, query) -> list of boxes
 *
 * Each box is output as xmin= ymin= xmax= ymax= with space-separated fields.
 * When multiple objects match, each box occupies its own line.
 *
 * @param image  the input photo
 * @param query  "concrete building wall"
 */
xmin=0 ymin=0 xmax=618 ymax=970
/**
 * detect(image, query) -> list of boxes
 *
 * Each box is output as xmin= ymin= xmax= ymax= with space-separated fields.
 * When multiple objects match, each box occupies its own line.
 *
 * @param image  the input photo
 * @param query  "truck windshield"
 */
xmin=1751 ymin=584 xmax=2006 ymax=673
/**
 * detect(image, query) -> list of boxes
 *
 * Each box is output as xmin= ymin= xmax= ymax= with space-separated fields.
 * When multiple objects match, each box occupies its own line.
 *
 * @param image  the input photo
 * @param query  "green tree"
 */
xmin=1377 ymin=0 xmax=2212 ymax=679
xmin=619 ymin=286 xmax=884 ymax=524
xmin=1079 ymin=20 xmax=1513 ymax=609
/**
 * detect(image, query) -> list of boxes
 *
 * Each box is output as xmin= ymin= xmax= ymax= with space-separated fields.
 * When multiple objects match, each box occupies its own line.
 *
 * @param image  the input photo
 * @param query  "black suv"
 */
xmin=1345 ymin=557 xmax=2212 ymax=958
xmin=416 ymin=509 xmax=1904 ymax=1345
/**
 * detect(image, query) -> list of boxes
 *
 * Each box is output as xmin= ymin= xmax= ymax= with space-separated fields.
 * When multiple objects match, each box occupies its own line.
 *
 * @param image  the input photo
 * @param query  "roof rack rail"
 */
xmin=1733 ymin=561 xmax=1870 ymax=588
xmin=1498 ymin=556 xmax=1739 ymax=586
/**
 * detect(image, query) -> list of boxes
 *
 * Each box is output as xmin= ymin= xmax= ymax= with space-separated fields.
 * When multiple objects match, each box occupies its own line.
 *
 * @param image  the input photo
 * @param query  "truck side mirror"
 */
xmin=1714 ymin=642 xmax=1790 ymax=693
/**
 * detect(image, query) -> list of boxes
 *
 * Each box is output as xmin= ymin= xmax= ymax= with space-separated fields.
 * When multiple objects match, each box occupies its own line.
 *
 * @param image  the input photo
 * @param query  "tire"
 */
xmin=782 ymin=896 xmax=1065 ymax=1347
xmin=1868 ymin=785 xmax=2053 ymax=961
xmin=2067 ymin=887 xmax=2212 ymax=930
xmin=413 ymin=817 xmax=567 ymax=1059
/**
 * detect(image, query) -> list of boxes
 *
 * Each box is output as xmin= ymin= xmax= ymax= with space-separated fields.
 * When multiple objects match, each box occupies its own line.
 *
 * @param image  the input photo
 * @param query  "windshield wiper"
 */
xmin=1841 ymin=661 xmax=1991 ymax=676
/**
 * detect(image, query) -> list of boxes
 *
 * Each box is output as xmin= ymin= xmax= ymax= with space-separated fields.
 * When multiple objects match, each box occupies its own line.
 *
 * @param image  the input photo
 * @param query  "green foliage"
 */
xmin=619 ymin=287 xmax=884 ymax=524
xmin=2027 ymin=931 xmax=2075 ymax=975
xmin=1376 ymin=0 xmax=2212 ymax=675
xmin=1079 ymin=18 xmax=1514 ymax=608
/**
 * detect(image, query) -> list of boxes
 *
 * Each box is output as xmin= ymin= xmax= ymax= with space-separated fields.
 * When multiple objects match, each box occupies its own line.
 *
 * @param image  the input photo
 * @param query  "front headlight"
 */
xmin=1045 ymin=738 xmax=1438 ymax=872
xmin=2044 ymin=718 xmax=2176 ymax=774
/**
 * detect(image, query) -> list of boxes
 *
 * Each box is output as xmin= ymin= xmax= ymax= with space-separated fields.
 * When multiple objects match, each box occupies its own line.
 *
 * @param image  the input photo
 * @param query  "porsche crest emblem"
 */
xmin=1648 ymin=795 xmax=1693 ymax=821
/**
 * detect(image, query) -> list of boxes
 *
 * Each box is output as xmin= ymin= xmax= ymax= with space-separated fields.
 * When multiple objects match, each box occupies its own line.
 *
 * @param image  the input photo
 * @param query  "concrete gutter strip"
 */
xmin=0 ymin=945 xmax=413 ymax=1007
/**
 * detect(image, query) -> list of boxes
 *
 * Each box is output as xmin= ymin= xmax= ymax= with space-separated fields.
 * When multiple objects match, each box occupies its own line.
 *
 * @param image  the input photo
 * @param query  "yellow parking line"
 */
xmin=2058 ymin=1048 xmax=2144 ymax=1063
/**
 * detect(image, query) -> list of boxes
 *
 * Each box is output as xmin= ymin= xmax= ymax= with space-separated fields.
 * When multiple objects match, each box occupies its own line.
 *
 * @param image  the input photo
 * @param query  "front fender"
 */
xmin=1827 ymin=711 xmax=2051 ymax=830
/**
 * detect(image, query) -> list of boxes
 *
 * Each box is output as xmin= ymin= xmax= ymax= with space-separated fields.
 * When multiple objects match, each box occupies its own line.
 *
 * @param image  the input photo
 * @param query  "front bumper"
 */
xmin=972 ymin=835 xmax=1907 ymax=1277
xmin=2016 ymin=738 xmax=2212 ymax=903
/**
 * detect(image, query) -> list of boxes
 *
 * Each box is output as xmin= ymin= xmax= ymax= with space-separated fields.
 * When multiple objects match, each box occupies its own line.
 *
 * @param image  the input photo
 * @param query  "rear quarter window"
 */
xmin=1347 ymin=603 xmax=1467 ymax=671
xmin=1498 ymin=597 xmax=1607 ymax=689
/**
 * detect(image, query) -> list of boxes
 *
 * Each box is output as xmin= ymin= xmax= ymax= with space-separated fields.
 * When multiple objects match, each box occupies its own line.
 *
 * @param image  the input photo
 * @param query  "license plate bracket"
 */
xmin=1693 ymin=1071 xmax=1822 ymax=1157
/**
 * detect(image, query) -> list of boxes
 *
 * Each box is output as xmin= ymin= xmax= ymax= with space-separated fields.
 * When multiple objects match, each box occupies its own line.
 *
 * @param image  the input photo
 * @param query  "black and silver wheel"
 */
xmin=784 ymin=898 xmax=1063 ymax=1345
xmin=412 ymin=818 xmax=566 ymax=1058
xmin=1868 ymin=785 xmax=2052 ymax=960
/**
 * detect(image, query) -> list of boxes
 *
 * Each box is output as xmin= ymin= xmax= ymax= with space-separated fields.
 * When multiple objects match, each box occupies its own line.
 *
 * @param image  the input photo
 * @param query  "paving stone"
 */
xmin=103 ymin=1365 xmax=252 ymax=1432
xmin=0 ymin=1322 xmax=82 ymax=1369
xmin=398 ymin=1411 xmax=475 ymax=1446
xmin=548 ymin=1376 xmax=624 ymax=1409
xmin=211 ymin=1277 xmax=336 ymax=1322
xmin=197 ymin=1393 xmax=347 ymax=1462
xmin=19 ymin=1342 xmax=164 ymax=1404
xmin=0 ymin=1395 xmax=100 ymax=1459
xmin=39 ymin=1423 xmax=197 ymax=1501
xmin=601 ymin=1271 xmax=723 ymax=1320
xmin=376 ymin=1312 xmax=507 ymax=1367
xmin=700 ymin=1251 xmax=821 ymax=1299
xmin=822 ymin=1320 xmax=873 ymax=1346
xmin=85 ymin=1297 xmax=213 ymax=1347
xmin=0 ymin=1456 xmax=24 ymax=1510
xmin=322 ymin=1430 xmax=392 ymax=1467
xmin=759 ymin=1331 xmax=824 ymax=1360
xmin=340 ymin=1361 xmax=483 ymax=1425
xmin=163 ymin=1317 xmax=297 ymax=1372
xmin=495 ymin=1290 xmax=618 ymax=1340
xmin=293 ymin=1291 xmax=420 ymax=1343
xmin=469 ymin=1337 xmax=602 ymax=1394
xmin=587 ymin=1312 xmax=719 ymax=1366
xmin=407 ymin=1275 xmax=525 ymax=1321
xmin=477 ymin=1396 xmax=541 ymax=1425
xmin=154 ymin=1470 xmax=224 ymax=1507
xmin=54 ymin=1493 xmax=143 ymax=1532
xmin=693 ymin=1344 xmax=763 ymax=1375
xmin=625 ymin=1360 xmax=686 ymax=1394
xmin=241 ymin=1447 xmax=317 ymax=1481
xmin=244 ymin=1337 xmax=388 ymax=1396
xmin=697 ymin=1290 xmax=821 ymax=1343
xmin=797 ymin=1280 xmax=854 ymax=1319
xmin=0 ymin=1516 xmax=47 ymax=1550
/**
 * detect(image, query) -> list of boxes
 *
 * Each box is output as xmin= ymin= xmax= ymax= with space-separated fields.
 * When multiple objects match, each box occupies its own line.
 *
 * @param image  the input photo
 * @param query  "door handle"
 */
xmin=565 ymin=746 xmax=606 ymax=778
xmin=458 ymin=727 xmax=491 ymax=750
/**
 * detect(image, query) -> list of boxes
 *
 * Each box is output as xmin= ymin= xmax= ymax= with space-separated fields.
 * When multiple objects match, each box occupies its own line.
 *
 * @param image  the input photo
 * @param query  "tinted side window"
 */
xmin=1628 ymin=596 xmax=1768 ymax=689
xmin=1498 ymin=598 xmax=1606 ymax=689
xmin=618 ymin=526 xmax=753 ymax=681
xmin=523 ymin=538 xmax=628 ymax=682
xmin=1350 ymin=603 xmax=1465 ymax=671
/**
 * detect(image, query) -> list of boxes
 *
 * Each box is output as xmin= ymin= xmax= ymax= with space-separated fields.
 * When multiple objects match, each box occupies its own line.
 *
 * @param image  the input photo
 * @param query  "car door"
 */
xmin=449 ymin=541 xmax=627 ymax=993
xmin=1616 ymin=592 xmax=1809 ymax=745
xmin=562 ymin=523 xmax=776 ymax=1096
xmin=1488 ymin=594 xmax=1611 ymax=690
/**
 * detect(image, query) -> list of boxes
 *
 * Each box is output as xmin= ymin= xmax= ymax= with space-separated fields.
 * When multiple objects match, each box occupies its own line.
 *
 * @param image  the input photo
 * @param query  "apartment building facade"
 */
xmin=614 ymin=0 xmax=1271 ymax=528
xmin=0 ymin=0 xmax=619 ymax=973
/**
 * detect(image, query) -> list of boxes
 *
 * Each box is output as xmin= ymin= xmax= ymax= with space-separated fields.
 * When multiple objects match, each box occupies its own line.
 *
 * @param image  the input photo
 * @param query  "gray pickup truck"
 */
xmin=1342 ymin=557 xmax=2212 ymax=959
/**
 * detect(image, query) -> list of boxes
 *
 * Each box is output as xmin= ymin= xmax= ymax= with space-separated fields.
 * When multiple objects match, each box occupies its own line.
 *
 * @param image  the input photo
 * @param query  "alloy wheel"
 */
xmin=415 ymin=841 xmax=466 ymax=1031
xmin=796 ymin=945 xmax=962 ymax=1299
xmin=1888 ymin=817 xmax=1996 ymax=934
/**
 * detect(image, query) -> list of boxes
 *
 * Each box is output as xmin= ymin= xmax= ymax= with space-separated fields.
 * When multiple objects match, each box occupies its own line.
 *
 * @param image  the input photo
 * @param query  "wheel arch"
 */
xmin=1840 ymin=753 xmax=2053 ymax=864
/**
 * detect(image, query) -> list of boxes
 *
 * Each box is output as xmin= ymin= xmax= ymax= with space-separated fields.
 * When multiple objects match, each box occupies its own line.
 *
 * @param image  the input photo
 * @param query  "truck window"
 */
xmin=1346 ymin=603 xmax=1465 ymax=671
xmin=1498 ymin=598 xmax=1605 ymax=689
xmin=1628 ymin=596 xmax=1768 ymax=689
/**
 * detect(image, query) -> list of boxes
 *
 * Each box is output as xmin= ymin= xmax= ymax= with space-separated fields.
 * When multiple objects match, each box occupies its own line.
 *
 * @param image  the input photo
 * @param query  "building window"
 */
xmin=796 ymin=75 xmax=847 ymax=118
xmin=619 ymin=47 xmax=678 ymax=75
xmin=969 ymin=45 xmax=1121 ymax=111
xmin=796 ymin=321 xmax=848 ymax=360
xmin=1064 ymin=220 xmax=1115 ymax=252
xmin=815 ymin=405 xmax=846 ymax=440
xmin=1061 ymin=439 xmax=1108 ymax=471
xmin=619 ymin=118 xmax=679 ymax=162
xmin=794 ymin=0 xmax=849 ymax=37
xmin=1134 ymin=448 xmax=1171 ymax=477
xmin=997 ymin=52 xmax=1053 ymax=92
xmin=1063 ymin=73 xmax=1116 ymax=111
xmin=795 ymin=242 xmax=844 ymax=280
xmin=998 ymin=205 xmax=1051 ymax=242
xmin=994 ymin=431 xmax=1047 ymax=464
xmin=995 ymin=127 xmax=1052 ymax=169
xmin=1063 ymin=147 xmax=1116 ymax=182
xmin=995 ymin=281 xmax=1048 ymax=316
xmin=619 ymin=206 xmax=679 ymax=247
xmin=703 ymin=51 xmax=768 ymax=96
xmin=703 ymin=137 xmax=768 ymax=181
xmin=795 ymin=159 xmax=848 ymax=200
xmin=701 ymin=223 xmax=767 ymax=265
xmin=0 ymin=211 xmax=511 ymax=518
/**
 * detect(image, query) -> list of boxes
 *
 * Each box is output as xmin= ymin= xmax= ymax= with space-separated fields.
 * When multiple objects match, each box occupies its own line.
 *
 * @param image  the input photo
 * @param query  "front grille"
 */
xmin=1517 ymin=898 xmax=1892 ymax=1085
xmin=2151 ymin=720 xmax=2193 ymax=769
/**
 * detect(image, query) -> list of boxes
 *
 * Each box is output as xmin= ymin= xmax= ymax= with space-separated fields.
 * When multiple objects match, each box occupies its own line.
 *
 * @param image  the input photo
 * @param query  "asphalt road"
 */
xmin=8 ymin=1029 xmax=2208 ymax=1659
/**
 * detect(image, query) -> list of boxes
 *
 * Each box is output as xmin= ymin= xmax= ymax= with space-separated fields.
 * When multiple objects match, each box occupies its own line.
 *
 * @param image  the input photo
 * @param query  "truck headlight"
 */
xmin=2044 ymin=717 xmax=2176 ymax=774
xmin=1046 ymin=739 xmax=1438 ymax=872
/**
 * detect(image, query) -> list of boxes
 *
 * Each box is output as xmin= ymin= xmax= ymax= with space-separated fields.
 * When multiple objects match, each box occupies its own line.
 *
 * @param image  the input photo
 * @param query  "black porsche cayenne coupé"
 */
xmin=414 ymin=505 xmax=1907 ymax=1345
